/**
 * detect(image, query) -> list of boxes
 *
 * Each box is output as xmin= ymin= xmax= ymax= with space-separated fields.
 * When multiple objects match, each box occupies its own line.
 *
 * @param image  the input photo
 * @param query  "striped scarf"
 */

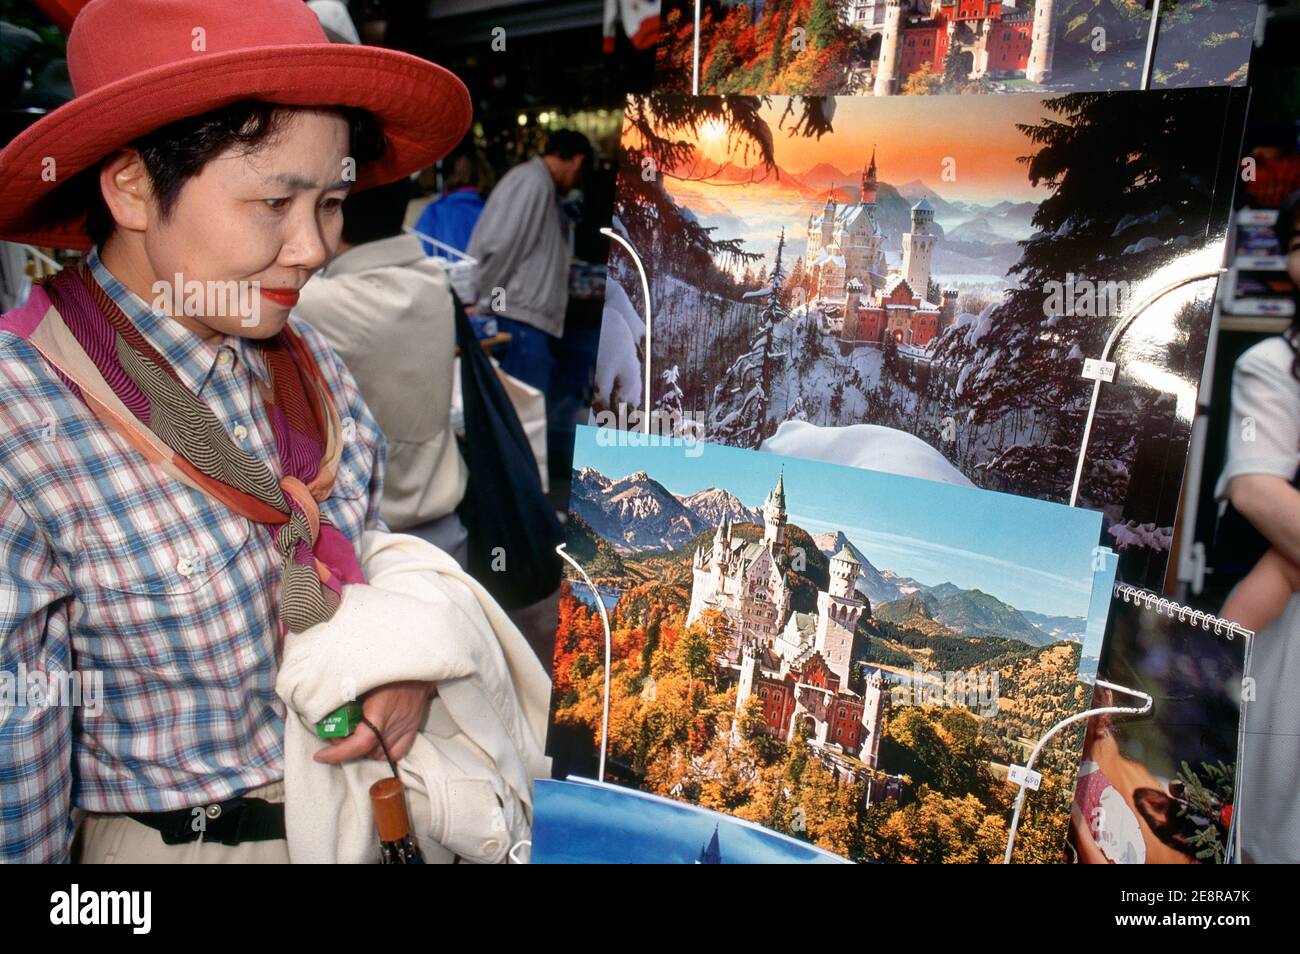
xmin=38 ymin=261 xmax=365 ymax=638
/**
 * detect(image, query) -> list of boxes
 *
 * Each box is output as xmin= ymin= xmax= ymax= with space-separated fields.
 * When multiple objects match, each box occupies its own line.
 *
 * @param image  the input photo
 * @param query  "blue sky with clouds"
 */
xmin=574 ymin=426 xmax=1105 ymax=619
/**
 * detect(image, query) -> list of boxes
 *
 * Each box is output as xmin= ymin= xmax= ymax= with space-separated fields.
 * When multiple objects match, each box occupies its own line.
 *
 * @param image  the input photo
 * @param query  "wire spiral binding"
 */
xmin=1113 ymin=582 xmax=1255 ymax=641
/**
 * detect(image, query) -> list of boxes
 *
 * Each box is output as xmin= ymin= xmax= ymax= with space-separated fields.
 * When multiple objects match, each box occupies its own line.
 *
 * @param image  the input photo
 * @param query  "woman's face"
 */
xmin=140 ymin=108 xmax=352 ymax=341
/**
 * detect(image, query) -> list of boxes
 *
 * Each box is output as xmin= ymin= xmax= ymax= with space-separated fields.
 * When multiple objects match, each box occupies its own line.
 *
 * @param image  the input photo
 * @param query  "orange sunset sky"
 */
xmin=689 ymin=94 xmax=1056 ymax=204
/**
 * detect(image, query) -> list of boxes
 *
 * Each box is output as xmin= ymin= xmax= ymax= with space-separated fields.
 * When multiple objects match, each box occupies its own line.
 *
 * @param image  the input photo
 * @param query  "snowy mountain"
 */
xmin=679 ymin=488 xmax=762 ymax=530
xmin=879 ymin=568 xmax=936 ymax=594
xmin=1020 ymin=610 xmax=1087 ymax=642
xmin=569 ymin=468 xmax=706 ymax=554
xmin=811 ymin=531 xmax=904 ymax=606
xmin=895 ymin=179 xmax=970 ymax=219
xmin=947 ymin=209 xmax=1037 ymax=243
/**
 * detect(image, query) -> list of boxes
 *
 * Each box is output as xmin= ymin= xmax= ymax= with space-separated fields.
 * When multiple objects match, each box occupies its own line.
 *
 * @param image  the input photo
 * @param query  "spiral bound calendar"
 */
xmin=1071 ymin=585 xmax=1253 ymax=865
xmin=1112 ymin=583 xmax=1256 ymax=642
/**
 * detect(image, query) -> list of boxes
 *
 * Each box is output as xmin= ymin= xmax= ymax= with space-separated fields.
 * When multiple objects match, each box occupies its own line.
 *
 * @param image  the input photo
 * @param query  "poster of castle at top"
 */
xmin=655 ymin=1 xmax=1257 ymax=98
xmin=594 ymin=86 xmax=1245 ymax=587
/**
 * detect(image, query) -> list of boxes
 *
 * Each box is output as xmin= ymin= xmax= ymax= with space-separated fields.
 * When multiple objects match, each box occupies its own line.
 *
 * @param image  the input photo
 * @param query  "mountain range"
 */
xmin=570 ymin=466 xmax=761 ymax=554
xmin=809 ymin=532 xmax=1058 ymax=647
xmin=571 ymin=469 xmax=1080 ymax=649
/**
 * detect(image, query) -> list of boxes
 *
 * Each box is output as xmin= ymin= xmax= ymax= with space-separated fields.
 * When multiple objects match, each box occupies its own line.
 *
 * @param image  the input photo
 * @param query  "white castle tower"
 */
xmin=688 ymin=512 xmax=732 ymax=625
xmin=873 ymin=0 xmax=906 ymax=96
xmin=860 ymin=668 xmax=886 ymax=768
xmin=736 ymin=642 xmax=758 ymax=711
xmin=815 ymin=544 xmax=867 ymax=685
xmin=763 ymin=470 xmax=788 ymax=553
xmin=1026 ymin=0 xmax=1056 ymax=84
xmin=901 ymin=197 xmax=936 ymax=298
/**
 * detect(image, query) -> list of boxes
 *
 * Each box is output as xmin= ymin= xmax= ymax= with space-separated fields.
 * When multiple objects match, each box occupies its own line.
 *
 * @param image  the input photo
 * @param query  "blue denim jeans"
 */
xmin=493 ymin=315 xmax=556 ymax=396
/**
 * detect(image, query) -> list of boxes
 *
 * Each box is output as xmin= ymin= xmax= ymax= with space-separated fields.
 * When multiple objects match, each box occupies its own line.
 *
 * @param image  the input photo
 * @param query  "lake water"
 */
xmin=568 ymin=580 xmax=623 ymax=615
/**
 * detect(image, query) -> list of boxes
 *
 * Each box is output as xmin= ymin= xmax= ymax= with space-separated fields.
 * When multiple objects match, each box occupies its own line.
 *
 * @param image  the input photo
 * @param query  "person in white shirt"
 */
xmin=296 ymin=178 xmax=469 ymax=564
xmin=1217 ymin=189 xmax=1300 ymax=863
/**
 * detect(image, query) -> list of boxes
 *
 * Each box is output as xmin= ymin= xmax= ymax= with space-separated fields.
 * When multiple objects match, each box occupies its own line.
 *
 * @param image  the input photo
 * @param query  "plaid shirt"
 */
xmin=0 ymin=248 xmax=388 ymax=862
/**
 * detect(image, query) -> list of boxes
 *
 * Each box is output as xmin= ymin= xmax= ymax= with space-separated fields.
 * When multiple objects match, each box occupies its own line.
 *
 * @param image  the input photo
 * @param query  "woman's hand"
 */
xmin=313 ymin=680 xmax=436 ymax=765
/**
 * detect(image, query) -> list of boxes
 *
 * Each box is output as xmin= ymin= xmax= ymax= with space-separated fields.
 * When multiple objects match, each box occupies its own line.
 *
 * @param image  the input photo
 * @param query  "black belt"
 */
xmin=127 ymin=793 xmax=286 ymax=846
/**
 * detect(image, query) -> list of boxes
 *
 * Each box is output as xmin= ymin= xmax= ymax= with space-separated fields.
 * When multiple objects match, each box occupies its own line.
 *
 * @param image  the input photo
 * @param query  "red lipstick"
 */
xmin=260 ymin=287 xmax=300 ymax=308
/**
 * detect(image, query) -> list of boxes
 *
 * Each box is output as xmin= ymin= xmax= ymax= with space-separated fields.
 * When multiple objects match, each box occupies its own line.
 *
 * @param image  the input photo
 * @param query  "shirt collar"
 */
xmin=86 ymin=247 xmax=274 ymax=395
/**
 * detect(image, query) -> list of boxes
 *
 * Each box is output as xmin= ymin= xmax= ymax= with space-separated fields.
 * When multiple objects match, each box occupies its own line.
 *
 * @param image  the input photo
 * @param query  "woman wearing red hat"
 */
xmin=0 ymin=0 xmax=534 ymax=864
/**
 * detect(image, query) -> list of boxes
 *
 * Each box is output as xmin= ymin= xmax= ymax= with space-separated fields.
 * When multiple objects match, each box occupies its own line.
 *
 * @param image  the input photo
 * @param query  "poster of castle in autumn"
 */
xmin=547 ymin=428 xmax=1115 ymax=862
xmin=654 ymin=1 xmax=1257 ymax=98
xmin=595 ymin=86 xmax=1244 ymax=586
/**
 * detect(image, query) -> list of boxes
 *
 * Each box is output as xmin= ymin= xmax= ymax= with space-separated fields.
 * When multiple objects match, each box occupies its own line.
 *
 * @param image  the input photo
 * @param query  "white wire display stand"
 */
xmin=1002 ymin=678 xmax=1153 ymax=864
xmin=600 ymin=226 xmax=654 ymax=433
xmin=404 ymin=225 xmax=478 ymax=305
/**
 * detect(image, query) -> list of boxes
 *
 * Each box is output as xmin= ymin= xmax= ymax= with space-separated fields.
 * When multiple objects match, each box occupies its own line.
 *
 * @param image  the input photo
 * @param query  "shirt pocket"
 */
xmin=73 ymin=496 xmax=258 ymax=678
xmin=82 ymin=513 xmax=251 ymax=595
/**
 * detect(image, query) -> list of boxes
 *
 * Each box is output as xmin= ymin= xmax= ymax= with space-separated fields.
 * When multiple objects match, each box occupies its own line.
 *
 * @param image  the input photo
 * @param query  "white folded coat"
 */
xmin=275 ymin=529 xmax=552 ymax=863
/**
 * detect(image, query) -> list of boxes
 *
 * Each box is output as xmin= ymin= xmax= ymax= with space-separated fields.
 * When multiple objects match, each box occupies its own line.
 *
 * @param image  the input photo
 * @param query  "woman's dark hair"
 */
xmin=79 ymin=100 xmax=387 ymax=247
xmin=1279 ymin=189 xmax=1300 ymax=382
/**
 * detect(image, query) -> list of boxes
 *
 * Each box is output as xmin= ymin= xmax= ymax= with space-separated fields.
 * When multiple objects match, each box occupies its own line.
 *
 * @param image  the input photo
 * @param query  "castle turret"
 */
xmin=941 ymin=288 xmax=959 ymax=327
xmin=712 ymin=511 xmax=732 ymax=566
xmin=828 ymin=544 xmax=861 ymax=600
xmin=816 ymin=544 xmax=866 ymax=685
xmin=873 ymin=0 xmax=906 ymax=96
xmin=763 ymin=470 xmax=787 ymax=551
xmin=859 ymin=668 xmax=886 ymax=768
xmin=735 ymin=640 xmax=758 ymax=716
xmin=1026 ymin=0 xmax=1055 ymax=84
xmin=901 ymin=197 xmax=936 ymax=300
xmin=861 ymin=148 xmax=879 ymax=205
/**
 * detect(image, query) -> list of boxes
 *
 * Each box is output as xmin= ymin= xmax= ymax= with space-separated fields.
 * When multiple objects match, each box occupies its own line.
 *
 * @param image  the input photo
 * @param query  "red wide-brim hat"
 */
xmin=0 ymin=0 xmax=472 ymax=250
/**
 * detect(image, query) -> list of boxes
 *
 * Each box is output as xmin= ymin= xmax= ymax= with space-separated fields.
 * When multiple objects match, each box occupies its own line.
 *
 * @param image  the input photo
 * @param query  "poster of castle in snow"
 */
xmin=593 ymin=85 xmax=1245 ymax=586
xmin=655 ymin=1 xmax=1258 ymax=98
xmin=545 ymin=427 xmax=1118 ymax=862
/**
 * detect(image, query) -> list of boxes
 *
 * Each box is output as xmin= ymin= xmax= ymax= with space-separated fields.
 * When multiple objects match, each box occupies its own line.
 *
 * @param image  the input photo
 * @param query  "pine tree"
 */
xmin=941 ymin=43 xmax=966 ymax=92
xmin=708 ymin=229 xmax=791 ymax=447
xmin=882 ymin=331 xmax=900 ymax=380
xmin=756 ymin=229 xmax=791 ymax=431
xmin=786 ymin=254 xmax=806 ymax=308
xmin=806 ymin=0 xmax=845 ymax=49
xmin=928 ymin=90 xmax=1235 ymax=500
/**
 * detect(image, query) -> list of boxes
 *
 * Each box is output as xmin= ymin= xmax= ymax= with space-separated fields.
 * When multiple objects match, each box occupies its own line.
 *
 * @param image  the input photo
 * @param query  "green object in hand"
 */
xmin=316 ymin=700 xmax=364 ymax=739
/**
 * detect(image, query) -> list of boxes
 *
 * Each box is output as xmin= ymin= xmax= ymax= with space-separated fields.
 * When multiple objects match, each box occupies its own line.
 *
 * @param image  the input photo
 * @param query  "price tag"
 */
xmin=1081 ymin=358 xmax=1116 ymax=383
xmin=1008 ymin=765 xmax=1042 ymax=790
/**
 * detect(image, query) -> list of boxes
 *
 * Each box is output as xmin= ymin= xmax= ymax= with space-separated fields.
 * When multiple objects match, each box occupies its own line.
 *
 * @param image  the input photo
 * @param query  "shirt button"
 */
xmin=232 ymin=424 xmax=249 ymax=443
xmin=482 ymin=839 xmax=500 ymax=855
xmin=216 ymin=350 xmax=233 ymax=369
xmin=341 ymin=416 xmax=356 ymax=441
xmin=176 ymin=556 xmax=195 ymax=577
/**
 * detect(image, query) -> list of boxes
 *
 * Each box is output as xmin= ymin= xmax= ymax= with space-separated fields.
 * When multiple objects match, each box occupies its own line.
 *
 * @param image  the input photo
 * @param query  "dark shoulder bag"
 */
xmin=451 ymin=291 xmax=563 ymax=609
